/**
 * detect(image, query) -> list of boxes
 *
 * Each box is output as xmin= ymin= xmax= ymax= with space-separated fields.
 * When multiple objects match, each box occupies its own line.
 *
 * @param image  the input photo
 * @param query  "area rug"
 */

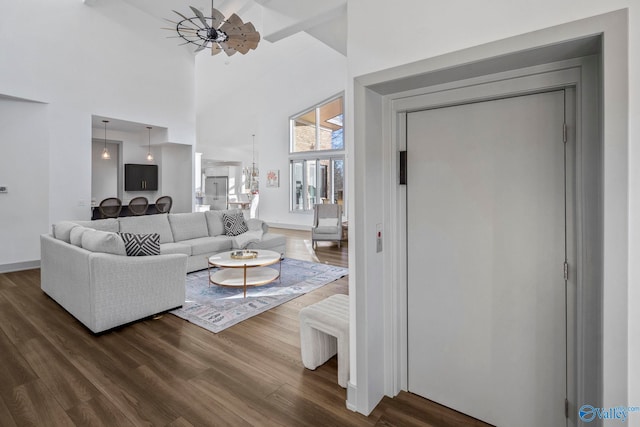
xmin=170 ymin=258 xmax=348 ymax=333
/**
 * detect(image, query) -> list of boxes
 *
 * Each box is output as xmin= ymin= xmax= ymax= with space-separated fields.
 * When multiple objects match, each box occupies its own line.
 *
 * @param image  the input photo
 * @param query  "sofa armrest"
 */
xmin=87 ymin=252 xmax=187 ymax=332
xmin=41 ymin=234 xmax=92 ymax=325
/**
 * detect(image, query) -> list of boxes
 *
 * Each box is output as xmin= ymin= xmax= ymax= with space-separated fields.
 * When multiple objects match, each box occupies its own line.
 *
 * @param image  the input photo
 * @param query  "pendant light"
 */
xmin=146 ymin=126 xmax=153 ymax=161
xmin=101 ymin=120 xmax=111 ymax=160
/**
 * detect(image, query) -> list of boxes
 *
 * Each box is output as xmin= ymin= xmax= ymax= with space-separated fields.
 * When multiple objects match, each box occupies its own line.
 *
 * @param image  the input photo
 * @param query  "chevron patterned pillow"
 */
xmin=118 ymin=232 xmax=161 ymax=256
xmin=223 ymin=212 xmax=249 ymax=236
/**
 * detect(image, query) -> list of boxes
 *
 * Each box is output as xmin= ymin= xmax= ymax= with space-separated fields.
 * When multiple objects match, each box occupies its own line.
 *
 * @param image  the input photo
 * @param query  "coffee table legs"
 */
xmin=243 ymin=264 xmax=247 ymax=298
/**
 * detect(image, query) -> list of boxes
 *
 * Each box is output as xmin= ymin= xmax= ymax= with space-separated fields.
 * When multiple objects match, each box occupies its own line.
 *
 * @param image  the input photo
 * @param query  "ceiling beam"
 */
xmin=216 ymin=0 xmax=256 ymax=17
xmin=263 ymin=3 xmax=345 ymax=43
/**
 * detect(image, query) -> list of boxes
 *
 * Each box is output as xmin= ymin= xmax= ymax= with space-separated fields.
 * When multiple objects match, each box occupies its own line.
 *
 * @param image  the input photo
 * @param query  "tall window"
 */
xmin=290 ymin=95 xmax=345 ymax=212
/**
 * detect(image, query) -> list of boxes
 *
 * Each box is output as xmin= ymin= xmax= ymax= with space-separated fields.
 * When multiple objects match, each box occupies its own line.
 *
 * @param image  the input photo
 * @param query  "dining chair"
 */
xmin=98 ymin=197 xmax=122 ymax=219
xmin=128 ymin=196 xmax=149 ymax=216
xmin=155 ymin=195 xmax=173 ymax=214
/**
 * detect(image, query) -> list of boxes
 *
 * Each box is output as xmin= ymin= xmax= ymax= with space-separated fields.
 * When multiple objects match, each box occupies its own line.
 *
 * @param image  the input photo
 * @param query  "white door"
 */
xmin=407 ymin=91 xmax=572 ymax=426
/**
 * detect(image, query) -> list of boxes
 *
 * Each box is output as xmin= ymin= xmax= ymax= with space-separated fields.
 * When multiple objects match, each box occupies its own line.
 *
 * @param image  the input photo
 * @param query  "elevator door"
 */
xmin=407 ymin=91 xmax=572 ymax=426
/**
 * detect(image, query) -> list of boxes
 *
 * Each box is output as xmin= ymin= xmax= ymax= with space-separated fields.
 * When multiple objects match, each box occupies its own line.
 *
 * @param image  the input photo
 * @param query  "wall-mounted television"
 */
xmin=124 ymin=164 xmax=158 ymax=191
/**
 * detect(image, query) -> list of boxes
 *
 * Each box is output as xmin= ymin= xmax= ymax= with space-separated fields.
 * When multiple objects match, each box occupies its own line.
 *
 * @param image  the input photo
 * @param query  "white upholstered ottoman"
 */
xmin=299 ymin=294 xmax=349 ymax=387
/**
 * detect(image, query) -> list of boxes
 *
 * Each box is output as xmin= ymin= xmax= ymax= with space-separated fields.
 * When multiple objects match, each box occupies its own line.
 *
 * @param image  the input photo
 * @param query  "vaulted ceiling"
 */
xmin=86 ymin=0 xmax=346 ymax=134
xmin=117 ymin=0 xmax=347 ymax=55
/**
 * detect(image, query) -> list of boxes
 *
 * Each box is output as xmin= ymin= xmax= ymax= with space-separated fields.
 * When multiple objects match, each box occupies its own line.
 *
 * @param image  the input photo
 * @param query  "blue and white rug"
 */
xmin=170 ymin=258 xmax=348 ymax=333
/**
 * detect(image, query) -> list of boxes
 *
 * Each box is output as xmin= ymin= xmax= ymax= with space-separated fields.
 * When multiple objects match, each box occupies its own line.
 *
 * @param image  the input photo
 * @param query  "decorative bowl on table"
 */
xmin=230 ymin=250 xmax=258 ymax=259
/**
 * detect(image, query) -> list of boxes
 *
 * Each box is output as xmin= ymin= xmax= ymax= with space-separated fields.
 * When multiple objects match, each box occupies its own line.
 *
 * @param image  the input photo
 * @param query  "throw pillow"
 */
xmin=205 ymin=210 xmax=225 ymax=236
xmin=72 ymin=218 xmax=119 ymax=233
xmin=318 ymin=218 xmax=339 ymax=227
xmin=52 ymin=221 xmax=79 ymax=243
xmin=81 ymin=230 xmax=127 ymax=256
xmin=223 ymin=212 xmax=249 ymax=236
xmin=69 ymin=226 xmax=90 ymax=247
xmin=118 ymin=232 xmax=161 ymax=256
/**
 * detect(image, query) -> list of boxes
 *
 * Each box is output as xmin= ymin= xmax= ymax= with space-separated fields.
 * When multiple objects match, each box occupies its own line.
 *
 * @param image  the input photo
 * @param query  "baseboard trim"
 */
xmin=346 ymin=381 xmax=357 ymax=412
xmin=0 ymin=260 xmax=40 ymax=274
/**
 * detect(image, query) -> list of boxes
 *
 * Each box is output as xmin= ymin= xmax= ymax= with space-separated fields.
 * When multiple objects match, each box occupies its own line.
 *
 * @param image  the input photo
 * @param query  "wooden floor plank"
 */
xmin=112 ymin=323 xmax=212 ymax=382
xmin=166 ymin=417 xmax=196 ymax=427
xmin=9 ymin=380 xmax=75 ymax=426
xmin=18 ymin=337 xmax=100 ymax=410
xmin=0 ymin=393 xmax=18 ymax=427
xmin=64 ymin=349 xmax=183 ymax=426
xmin=0 ymin=273 xmax=17 ymax=290
xmin=132 ymin=364 xmax=253 ymax=427
xmin=0 ymin=329 xmax=39 ymax=400
xmin=264 ymin=383 xmax=370 ymax=427
xmin=0 ymin=299 xmax=41 ymax=346
xmin=188 ymin=376 xmax=288 ymax=427
xmin=65 ymin=394 xmax=138 ymax=427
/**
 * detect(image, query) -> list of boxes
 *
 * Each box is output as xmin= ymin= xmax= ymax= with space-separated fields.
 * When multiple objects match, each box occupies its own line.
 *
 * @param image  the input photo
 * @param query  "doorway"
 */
xmin=406 ymin=90 xmax=575 ymax=426
xmin=350 ymin=16 xmax=626 ymax=417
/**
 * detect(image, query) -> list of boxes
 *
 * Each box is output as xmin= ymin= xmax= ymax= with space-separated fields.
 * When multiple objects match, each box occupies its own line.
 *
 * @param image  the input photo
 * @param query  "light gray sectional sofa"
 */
xmin=40 ymin=210 xmax=286 ymax=333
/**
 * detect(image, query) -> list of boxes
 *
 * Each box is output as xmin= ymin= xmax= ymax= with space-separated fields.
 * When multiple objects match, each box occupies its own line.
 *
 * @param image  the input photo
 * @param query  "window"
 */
xmin=290 ymin=95 xmax=345 ymax=212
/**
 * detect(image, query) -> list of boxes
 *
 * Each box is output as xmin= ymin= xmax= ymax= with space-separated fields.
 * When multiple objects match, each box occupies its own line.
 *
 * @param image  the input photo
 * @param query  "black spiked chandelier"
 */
xmin=165 ymin=1 xmax=260 ymax=56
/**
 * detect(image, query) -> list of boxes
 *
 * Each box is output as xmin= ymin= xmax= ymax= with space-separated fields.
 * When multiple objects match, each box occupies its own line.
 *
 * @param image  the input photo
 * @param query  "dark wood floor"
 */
xmin=0 ymin=228 xmax=489 ymax=426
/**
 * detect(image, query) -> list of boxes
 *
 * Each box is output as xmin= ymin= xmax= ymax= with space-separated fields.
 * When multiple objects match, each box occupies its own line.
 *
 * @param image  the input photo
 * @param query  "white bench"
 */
xmin=299 ymin=294 xmax=349 ymax=388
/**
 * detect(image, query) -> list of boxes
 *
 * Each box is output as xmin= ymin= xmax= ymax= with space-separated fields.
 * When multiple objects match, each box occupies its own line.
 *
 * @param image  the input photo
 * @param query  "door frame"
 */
xmin=388 ymin=58 xmax=598 ymax=424
xmin=349 ymin=11 xmax=629 ymax=419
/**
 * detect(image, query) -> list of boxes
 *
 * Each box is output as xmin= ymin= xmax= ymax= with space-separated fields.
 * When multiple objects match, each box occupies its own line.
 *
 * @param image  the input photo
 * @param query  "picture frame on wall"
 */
xmin=266 ymin=170 xmax=279 ymax=188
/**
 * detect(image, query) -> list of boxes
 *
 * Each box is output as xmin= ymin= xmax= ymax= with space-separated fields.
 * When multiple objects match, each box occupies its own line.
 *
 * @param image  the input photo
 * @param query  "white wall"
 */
xmin=91 ymin=140 xmax=119 ymax=203
xmin=0 ymin=98 xmax=50 ymax=271
xmin=161 ymin=144 xmax=193 ymax=214
xmin=348 ymin=1 xmax=633 ymax=78
xmin=195 ymin=31 xmax=347 ymax=228
xmin=347 ymin=0 xmax=640 ymax=419
xmin=0 ymin=1 xmax=195 ymax=269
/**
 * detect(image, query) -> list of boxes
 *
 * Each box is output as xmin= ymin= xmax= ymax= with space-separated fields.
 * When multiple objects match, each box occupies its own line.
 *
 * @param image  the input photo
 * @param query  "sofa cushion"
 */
xmin=160 ymin=242 xmax=192 ymax=256
xmin=181 ymin=236 xmax=233 ymax=256
xmin=119 ymin=232 xmax=161 ymax=256
xmin=223 ymin=212 xmax=249 ymax=236
xmin=204 ymin=210 xmax=225 ymax=236
xmin=313 ymin=225 xmax=340 ymax=235
xmin=81 ymin=230 xmax=126 ymax=255
xmin=52 ymin=221 xmax=80 ymax=243
xmin=69 ymin=226 xmax=91 ymax=247
xmin=73 ymin=218 xmax=119 ymax=233
xmin=168 ymin=212 xmax=209 ymax=242
xmin=232 ymin=230 xmax=263 ymax=249
xmin=245 ymin=233 xmax=286 ymax=251
xmin=119 ymin=214 xmax=174 ymax=244
xmin=318 ymin=217 xmax=339 ymax=227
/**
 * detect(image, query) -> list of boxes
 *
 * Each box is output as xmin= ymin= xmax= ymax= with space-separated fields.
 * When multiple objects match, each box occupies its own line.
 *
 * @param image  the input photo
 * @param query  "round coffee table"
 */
xmin=207 ymin=250 xmax=282 ymax=298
